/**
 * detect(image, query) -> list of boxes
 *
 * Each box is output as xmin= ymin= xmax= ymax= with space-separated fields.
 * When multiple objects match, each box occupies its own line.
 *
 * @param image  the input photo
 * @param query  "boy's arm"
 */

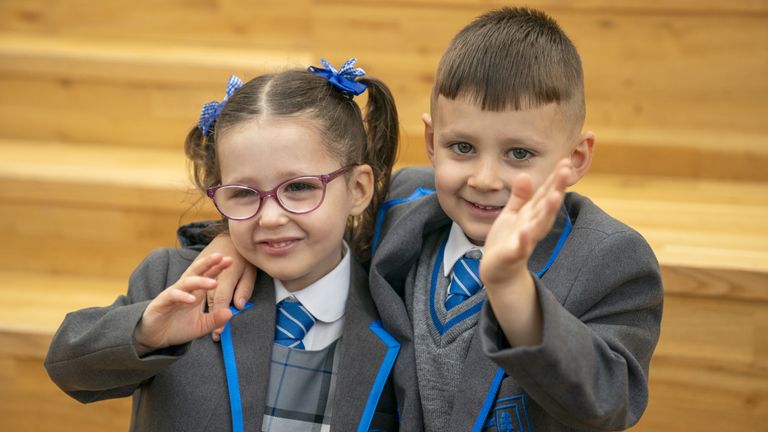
xmin=482 ymin=231 xmax=662 ymax=430
xmin=480 ymin=160 xmax=572 ymax=347
xmin=480 ymin=161 xmax=663 ymax=429
xmin=44 ymin=249 xmax=204 ymax=403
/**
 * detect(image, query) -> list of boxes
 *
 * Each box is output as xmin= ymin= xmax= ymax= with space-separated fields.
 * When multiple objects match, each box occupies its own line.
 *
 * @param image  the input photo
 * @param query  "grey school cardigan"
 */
xmin=369 ymin=167 xmax=663 ymax=431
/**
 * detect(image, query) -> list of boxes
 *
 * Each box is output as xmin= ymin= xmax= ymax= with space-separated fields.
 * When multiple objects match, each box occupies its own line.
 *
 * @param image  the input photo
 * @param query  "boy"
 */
xmin=192 ymin=7 xmax=663 ymax=431
xmin=368 ymin=8 xmax=662 ymax=431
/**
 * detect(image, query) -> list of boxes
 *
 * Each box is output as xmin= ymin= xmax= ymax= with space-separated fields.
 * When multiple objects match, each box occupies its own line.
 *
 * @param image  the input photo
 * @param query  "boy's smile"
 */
xmin=425 ymin=95 xmax=590 ymax=245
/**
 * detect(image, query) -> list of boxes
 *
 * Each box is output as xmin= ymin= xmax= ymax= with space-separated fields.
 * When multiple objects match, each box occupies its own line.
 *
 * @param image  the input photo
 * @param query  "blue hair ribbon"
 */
xmin=198 ymin=75 xmax=244 ymax=136
xmin=308 ymin=58 xmax=368 ymax=97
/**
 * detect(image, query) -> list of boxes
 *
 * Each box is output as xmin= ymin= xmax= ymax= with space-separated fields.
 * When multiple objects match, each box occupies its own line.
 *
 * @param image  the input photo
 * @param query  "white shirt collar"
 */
xmin=443 ymin=222 xmax=484 ymax=277
xmin=274 ymin=243 xmax=350 ymax=323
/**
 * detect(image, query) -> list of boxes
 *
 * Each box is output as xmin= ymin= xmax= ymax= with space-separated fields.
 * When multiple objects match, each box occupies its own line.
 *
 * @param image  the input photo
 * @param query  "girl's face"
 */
xmin=216 ymin=117 xmax=372 ymax=292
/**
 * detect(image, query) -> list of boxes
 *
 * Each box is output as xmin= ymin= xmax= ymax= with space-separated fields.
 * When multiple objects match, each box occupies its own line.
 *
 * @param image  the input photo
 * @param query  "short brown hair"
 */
xmin=433 ymin=7 xmax=585 ymax=131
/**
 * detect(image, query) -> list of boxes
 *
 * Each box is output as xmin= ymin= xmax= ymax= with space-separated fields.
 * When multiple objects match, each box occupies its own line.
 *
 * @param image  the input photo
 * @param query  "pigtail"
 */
xmin=184 ymin=125 xmax=227 ymax=237
xmin=184 ymin=126 xmax=219 ymax=194
xmin=350 ymin=77 xmax=400 ymax=263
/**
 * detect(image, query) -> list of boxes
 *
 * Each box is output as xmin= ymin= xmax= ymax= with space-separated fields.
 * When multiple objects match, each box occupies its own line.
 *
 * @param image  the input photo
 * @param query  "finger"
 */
xmin=175 ymin=275 xmax=218 ymax=294
xmin=202 ymin=256 xmax=234 ymax=279
xmin=184 ymin=253 xmax=224 ymax=278
xmin=234 ymin=265 xmax=257 ymax=309
xmin=199 ymin=309 xmax=233 ymax=336
xmin=503 ymin=172 xmax=533 ymax=214
xmin=164 ymin=287 xmax=197 ymax=304
xmin=525 ymin=159 xmax=571 ymax=212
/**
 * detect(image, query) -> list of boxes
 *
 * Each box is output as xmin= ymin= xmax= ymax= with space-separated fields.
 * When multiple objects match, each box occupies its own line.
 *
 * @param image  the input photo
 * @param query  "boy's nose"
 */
xmin=257 ymin=196 xmax=290 ymax=228
xmin=468 ymin=160 xmax=504 ymax=191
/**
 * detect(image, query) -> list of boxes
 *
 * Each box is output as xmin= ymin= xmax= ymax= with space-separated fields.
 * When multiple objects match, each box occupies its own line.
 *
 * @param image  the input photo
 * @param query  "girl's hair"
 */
xmin=184 ymin=68 xmax=399 ymax=264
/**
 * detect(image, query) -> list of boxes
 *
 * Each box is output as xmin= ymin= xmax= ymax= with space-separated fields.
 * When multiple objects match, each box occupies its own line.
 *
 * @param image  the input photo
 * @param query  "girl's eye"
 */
xmin=508 ymin=148 xmax=532 ymax=160
xmin=284 ymin=181 xmax=319 ymax=193
xmin=451 ymin=142 xmax=474 ymax=154
xmin=231 ymin=188 xmax=257 ymax=199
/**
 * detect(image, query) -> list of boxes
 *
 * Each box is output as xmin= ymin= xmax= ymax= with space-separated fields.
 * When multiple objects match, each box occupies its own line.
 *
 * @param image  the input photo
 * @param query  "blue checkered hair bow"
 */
xmin=197 ymin=75 xmax=244 ymax=136
xmin=308 ymin=58 xmax=367 ymax=97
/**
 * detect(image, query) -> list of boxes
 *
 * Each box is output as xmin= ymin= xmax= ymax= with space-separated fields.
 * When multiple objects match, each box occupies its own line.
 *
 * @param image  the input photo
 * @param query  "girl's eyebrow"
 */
xmin=225 ymin=170 xmax=310 ymax=186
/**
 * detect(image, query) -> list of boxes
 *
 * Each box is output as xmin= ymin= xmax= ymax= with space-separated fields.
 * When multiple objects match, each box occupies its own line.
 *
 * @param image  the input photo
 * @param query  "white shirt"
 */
xmin=273 ymin=244 xmax=350 ymax=351
xmin=443 ymin=222 xmax=484 ymax=278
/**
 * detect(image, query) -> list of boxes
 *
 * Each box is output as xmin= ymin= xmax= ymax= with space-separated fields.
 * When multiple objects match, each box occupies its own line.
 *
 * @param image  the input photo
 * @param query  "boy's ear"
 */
xmin=422 ymin=113 xmax=436 ymax=167
xmin=348 ymin=164 xmax=375 ymax=216
xmin=567 ymin=131 xmax=595 ymax=186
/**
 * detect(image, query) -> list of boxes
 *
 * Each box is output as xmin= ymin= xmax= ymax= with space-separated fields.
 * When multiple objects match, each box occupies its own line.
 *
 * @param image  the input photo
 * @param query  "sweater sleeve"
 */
xmin=44 ymin=249 xmax=194 ymax=403
xmin=480 ymin=229 xmax=663 ymax=430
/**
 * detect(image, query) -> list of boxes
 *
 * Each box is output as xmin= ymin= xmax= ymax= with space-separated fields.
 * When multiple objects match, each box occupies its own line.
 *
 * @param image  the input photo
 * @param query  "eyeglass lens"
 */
xmin=213 ymin=176 xmax=326 ymax=219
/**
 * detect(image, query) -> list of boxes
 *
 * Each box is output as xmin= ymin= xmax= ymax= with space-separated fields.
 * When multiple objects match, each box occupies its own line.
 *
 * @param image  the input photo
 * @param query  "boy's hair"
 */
xmin=185 ymin=69 xmax=399 ymax=263
xmin=433 ymin=7 xmax=585 ymax=132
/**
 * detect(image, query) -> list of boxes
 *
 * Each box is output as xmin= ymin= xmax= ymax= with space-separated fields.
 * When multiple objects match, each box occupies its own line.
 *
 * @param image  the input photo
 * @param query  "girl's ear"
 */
xmin=567 ymin=131 xmax=595 ymax=186
xmin=348 ymin=164 xmax=375 ymax=216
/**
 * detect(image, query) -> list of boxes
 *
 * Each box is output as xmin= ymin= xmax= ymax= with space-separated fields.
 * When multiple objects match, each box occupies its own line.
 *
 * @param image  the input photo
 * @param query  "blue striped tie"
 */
xmin=445 ymin=254 xmax=484 ymax=310
xmin=274 ymin=297 xmax=316 ymax=350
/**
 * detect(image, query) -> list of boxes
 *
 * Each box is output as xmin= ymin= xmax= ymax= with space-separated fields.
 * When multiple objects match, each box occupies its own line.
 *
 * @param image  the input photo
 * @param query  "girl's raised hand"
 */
xmin=133 ymin=253 xmax=234 ymax=355
xmin=197 ymin=234 xmax=257 ymax=342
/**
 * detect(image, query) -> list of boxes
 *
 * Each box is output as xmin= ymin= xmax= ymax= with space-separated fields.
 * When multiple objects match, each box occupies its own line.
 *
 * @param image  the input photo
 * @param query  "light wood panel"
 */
xmin=2 ymin=1 xmax=767 ymax=180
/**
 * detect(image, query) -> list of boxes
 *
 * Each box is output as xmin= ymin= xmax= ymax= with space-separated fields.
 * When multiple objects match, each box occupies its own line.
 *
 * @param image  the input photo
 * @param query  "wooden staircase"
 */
xmin=1 ymin=1 xmax=766 ymax=431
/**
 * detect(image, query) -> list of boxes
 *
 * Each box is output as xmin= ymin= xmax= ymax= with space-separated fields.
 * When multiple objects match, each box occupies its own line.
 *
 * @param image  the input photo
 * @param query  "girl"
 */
xmin=45 ymin=59 xmax=407 ymax=431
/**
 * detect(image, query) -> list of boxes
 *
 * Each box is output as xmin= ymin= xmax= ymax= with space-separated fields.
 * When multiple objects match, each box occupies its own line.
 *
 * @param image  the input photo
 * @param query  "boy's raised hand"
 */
xmin=133 ymin=254 xmax=234 ymax=355
xmin=480 ymin=159 xmax=573 ymax=346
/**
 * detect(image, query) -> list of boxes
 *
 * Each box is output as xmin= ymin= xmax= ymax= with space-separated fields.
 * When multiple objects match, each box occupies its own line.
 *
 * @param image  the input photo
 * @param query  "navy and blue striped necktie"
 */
xmin=274 ymin=297 xmax=316 ymax=350
xmin=445 ymin=252 xmax=484 ymax=310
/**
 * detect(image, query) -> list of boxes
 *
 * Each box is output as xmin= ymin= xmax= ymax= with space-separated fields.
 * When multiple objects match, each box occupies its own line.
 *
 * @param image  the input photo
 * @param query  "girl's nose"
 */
xmin=257 ymin=196 xmax=290 ymax=228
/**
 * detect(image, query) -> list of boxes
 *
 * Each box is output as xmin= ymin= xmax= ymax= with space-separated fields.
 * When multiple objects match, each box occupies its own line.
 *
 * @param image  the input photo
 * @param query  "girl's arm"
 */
xmin=44 ymin=250 xmax=231 ymax=403
xmin=133 ymin=253 xmax=233 ymax=354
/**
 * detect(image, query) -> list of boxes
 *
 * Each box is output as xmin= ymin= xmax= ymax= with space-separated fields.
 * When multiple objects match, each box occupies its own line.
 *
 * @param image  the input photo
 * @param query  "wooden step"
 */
xmin=2 ymin=0 xmax=768 ymax=181
xmin=3 ymin=136 xmax=768 ymax=277
xmin=0 ymin=34 xmax=311 ymax=150
xmin=0 ymin=138 xmax=219 ymax=278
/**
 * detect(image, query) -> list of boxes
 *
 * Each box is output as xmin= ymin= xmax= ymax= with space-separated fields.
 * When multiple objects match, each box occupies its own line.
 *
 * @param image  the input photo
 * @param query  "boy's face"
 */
xmin=425 ymin=95 xmax=589 ymax=245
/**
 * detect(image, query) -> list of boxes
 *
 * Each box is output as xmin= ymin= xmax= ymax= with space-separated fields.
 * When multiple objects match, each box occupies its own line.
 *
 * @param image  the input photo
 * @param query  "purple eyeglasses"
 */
xmin=207 ymin=166 xmax=354 ymax=220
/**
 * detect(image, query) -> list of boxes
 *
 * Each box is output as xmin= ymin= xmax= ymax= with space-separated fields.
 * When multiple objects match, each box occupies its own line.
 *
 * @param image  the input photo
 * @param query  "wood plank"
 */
xmin=0 ymin=0 xmax=313 ymax=50
xmin=0 ymin=357 xmax=130 ymax=432
xmin=0 ymin=35 xmax=310 ymax=149
xmin=3 ymin=3 xmax=767 ymax=180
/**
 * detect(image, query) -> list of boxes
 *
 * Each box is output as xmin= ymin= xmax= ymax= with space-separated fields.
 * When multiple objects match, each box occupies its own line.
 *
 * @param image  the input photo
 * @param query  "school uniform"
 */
xmin=369 ymin=167 xmax=663 ymax=431
xmin=45 ymin=247 xmax=402 ymax=431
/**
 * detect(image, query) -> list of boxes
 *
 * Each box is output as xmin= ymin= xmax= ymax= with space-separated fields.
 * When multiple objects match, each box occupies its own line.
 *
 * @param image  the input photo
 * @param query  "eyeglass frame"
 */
xmin=206 ymin=165 xmax=356 ymax=221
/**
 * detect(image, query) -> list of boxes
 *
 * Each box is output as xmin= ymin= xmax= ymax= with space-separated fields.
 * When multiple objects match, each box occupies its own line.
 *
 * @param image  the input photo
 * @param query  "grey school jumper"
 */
xmin=369 ymin=167 xmax=663 ymax=431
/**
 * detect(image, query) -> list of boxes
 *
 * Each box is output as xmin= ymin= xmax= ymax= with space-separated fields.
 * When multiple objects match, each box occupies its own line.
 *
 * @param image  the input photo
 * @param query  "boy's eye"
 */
xmin=508 ymin=148 xmax=531 ymax=160
xmin=450 ymin=142 xmax=474 ymax=154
